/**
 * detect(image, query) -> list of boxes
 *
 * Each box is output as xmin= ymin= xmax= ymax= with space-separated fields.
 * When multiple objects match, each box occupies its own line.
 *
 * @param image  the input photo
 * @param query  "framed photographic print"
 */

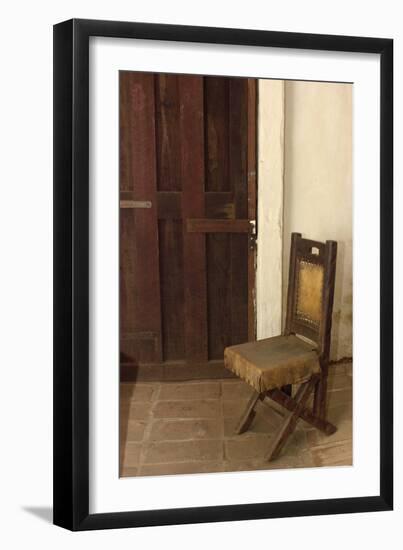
xmin=53 ymin=19 xmax=393 ymax=530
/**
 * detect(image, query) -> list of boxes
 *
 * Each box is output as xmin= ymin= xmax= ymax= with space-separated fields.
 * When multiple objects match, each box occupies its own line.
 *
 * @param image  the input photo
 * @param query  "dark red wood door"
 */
xmin=120 ymin=72 xmax=256 ymax=375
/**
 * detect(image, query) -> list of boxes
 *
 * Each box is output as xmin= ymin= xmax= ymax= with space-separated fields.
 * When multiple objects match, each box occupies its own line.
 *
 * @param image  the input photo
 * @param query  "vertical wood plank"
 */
xmin=155 ymin=74 xmax=181 ymax=191
xmin=205 ymin=77 xmax=232 ymax=359
xmin=205 ymin=77 xmax=230 ymax=191
xmin=158 ymin=219 xmax=185 ymax=360
xmin=230 ymin=79 xmax=248 ymax=220
xmin=229 ymin=78 xmax=249 ymax=346
xmin=155 ymin=74 xmax=185 ymax=360
xmin=179 ymin=75 xmax=208 ymax=361
xmin=207 ymin=233 xmax=232 ymax=358
xmin=119 ymin=72 xmax=162 ymax=362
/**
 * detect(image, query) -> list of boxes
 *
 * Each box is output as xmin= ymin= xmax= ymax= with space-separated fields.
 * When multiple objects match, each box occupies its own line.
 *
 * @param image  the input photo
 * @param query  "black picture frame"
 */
xmin=53 ymin=18 xmax=393 ymax=531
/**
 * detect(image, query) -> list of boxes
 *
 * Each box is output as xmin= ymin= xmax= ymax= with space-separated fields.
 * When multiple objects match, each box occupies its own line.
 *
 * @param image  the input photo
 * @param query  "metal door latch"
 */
xmin=249 ymin=219 xmax=257 ymax=250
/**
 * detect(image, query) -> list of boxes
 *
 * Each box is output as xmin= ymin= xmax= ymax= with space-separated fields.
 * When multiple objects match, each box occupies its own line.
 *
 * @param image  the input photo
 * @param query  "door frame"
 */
xmin=256 ymin=79 xmax=285 ymax=341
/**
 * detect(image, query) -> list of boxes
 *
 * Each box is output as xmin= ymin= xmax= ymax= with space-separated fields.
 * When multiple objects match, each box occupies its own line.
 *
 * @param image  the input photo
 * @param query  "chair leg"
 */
xmin=267 ymin=387 xmax=336 ymax=435
xmin=235 ymin=391 xmax=262 ymax=434
xmin=313 ymin=372 xmax=328 ymax=420
xmin=265 ymin=376 xmax=318 ymax=461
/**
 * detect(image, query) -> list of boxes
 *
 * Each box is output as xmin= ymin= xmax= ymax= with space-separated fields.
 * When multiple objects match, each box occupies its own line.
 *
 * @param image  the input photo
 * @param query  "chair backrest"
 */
xmin=284 ymin=232 xmax=337 ymax=361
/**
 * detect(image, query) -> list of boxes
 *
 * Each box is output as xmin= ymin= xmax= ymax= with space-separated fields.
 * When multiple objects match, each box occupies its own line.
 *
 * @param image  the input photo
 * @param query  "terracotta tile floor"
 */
xmin=120 ymin=361 xmax=352 ymax=477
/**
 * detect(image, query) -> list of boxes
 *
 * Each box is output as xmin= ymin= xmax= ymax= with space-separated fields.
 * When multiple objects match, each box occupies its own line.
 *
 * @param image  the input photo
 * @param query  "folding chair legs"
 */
xmin=235 ymin=391 xmax=262 ymax=434
xmin=267 ymin=387 xmax=336 ymax=436
xmin=265 ymin=376 xmax=318 ymax=461
xmin=234 ymin=373 xmax=337 ymax=461
xmin=235 ymin=386 xmax=294 ymax=436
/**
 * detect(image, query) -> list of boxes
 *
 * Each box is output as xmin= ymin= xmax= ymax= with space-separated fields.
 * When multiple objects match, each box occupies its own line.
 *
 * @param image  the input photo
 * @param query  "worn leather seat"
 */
xmin=224 ymin=334 xmax=320 ymax=394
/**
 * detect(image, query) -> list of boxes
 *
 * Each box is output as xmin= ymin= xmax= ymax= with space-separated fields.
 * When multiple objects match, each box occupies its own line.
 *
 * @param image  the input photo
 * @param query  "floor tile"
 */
xmin=225 ymin=434 xmax=270 ymax=461
xmin=311 ymin=440 xmax=353 ymax=467
xmin=222 ymin=399 xmax=249 ymax=418
xmin=159 ymin=381 xmax=221 ymax=400
xmin=120 ymin=383 xmax=156 ymax=402
xmin=120 ymin=401 xmax=152 ymax=420
xmin=121 ymin=442 xmax=142 ymax=466
xmin=120 ymin=466 xmax=139 ymax=477
xmin=149 ymin=419 xmax=222 ymax=441
xmin=222 ymin=381 xmax=255 ymax=400
xmin=121 ymin=419 xmax=146 ymax=442
xmin=307 ymin=415 xmax=352 ymax=447
xmin=139 ymin=461 xmax=225 ymax=477
xmin=119 ymin=360 xmax=353 ymax=477
xmin=153 ymin=399 xmax=221 ymax=419
xmin=144 ymin=439 xmax=224 ymax=463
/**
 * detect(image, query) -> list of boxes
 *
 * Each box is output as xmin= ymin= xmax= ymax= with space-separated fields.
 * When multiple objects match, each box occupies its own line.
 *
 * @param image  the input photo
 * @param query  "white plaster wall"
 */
xmin=256 ymin=80 xmax=285 ymax=340
xmin=282 ymin=81 xmax=353 ymax=360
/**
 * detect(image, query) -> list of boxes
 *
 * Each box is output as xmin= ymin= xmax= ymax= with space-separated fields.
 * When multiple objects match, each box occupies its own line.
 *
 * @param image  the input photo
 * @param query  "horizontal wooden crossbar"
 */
xmin=120 ymin=191 xmax=236 ymax=220
xmin=187 ymin=218 xmax=250 ymax=233
xmin=120 ymin=200 xmax=152 ymax=209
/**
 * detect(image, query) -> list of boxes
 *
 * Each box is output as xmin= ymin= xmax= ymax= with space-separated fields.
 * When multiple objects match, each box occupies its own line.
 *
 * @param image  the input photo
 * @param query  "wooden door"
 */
xmin=120 ymin=72 xmax=257 ymax=380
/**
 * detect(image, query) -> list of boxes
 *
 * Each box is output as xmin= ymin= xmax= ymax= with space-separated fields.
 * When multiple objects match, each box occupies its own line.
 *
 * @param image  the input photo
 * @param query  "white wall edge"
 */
xmin=256 ymin=79 xmax=285 ymax=340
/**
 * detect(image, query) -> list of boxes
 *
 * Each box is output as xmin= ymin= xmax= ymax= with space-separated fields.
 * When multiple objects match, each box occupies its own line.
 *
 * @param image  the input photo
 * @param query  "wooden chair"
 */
xmin=224 ymin=232 xmax=338 ymax=461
